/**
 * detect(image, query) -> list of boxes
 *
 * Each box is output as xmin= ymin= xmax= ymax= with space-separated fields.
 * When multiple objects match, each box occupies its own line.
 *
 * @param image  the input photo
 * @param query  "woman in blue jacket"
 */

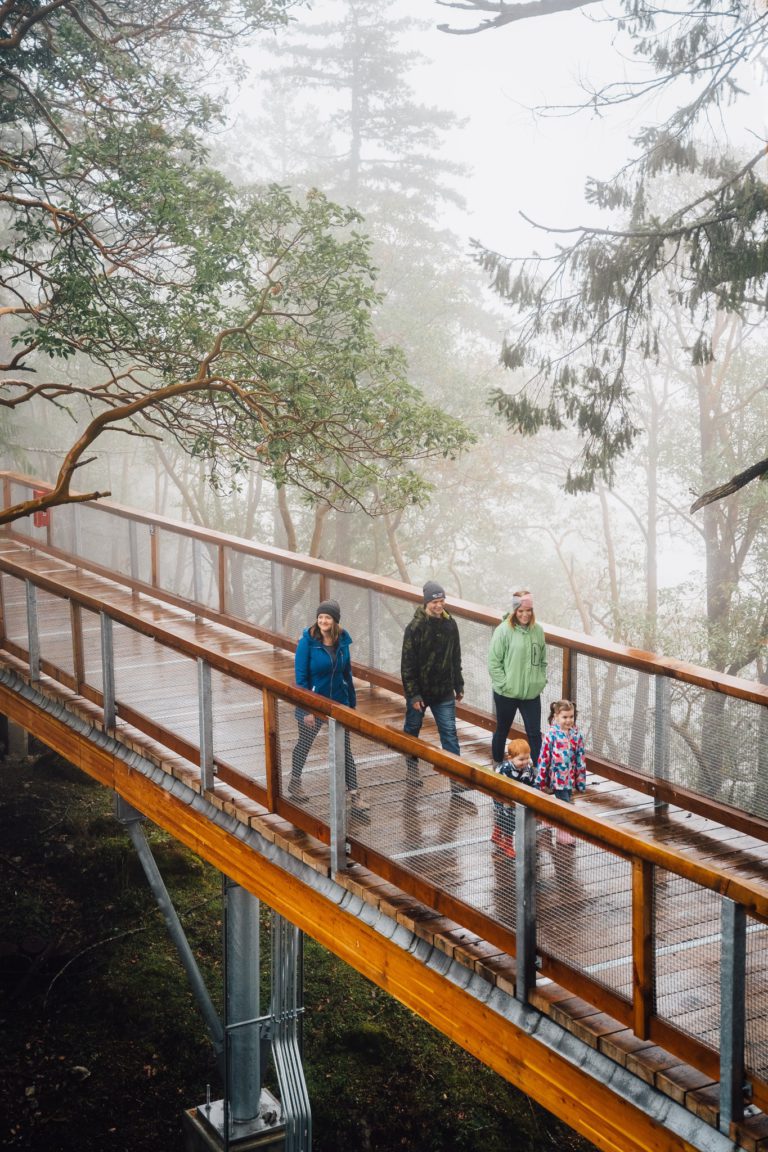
xmin=289 ymin=599 xmax=369 ymax=816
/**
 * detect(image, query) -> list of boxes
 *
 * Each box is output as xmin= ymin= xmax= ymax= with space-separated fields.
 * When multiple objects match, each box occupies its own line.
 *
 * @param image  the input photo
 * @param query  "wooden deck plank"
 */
xmin=4 ymin=540 xmax=768 ymax=1140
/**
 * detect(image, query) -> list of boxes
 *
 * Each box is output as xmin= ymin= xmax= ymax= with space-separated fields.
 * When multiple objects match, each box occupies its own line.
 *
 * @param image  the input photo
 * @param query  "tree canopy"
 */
xmin=0 ymin=0 xmax=472 ymax=525
xmin=436 ymin=0 xmax=768 ymax=509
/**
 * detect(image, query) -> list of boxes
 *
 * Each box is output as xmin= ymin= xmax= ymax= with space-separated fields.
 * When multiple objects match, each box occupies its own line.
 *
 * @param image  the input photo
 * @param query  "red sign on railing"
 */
xmin=32 ymin=489 xmax=50 ymax=529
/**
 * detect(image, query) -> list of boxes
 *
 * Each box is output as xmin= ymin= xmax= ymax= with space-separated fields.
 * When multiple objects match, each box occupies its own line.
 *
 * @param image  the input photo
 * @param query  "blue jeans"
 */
xmin=404 ymin=697 xmax=463 ymax=789
xmin=491 ymin=692 xmax=542 ymax=766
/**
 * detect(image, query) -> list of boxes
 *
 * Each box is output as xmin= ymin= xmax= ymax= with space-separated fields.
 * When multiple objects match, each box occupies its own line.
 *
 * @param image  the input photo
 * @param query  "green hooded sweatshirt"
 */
xmin=487 ymin=613 xmax=547 ymax=700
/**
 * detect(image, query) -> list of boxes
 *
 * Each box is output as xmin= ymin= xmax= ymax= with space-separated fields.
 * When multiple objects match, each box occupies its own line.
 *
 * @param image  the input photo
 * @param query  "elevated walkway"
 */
xmin=1 ymin=473 xmax=768 ymax=1152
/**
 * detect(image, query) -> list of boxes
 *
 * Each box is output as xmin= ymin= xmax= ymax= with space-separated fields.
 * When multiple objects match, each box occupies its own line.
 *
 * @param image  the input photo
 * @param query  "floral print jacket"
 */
xmin=535 ymin=724 xmax=586 ymax=794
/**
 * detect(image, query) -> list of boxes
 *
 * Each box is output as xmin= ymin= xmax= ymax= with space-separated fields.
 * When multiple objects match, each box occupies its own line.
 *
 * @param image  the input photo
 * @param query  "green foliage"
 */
xmin=0 ymin=0 xmax=472 ymax=521
xmin=472 ymin=0 xmax=768 ymax=494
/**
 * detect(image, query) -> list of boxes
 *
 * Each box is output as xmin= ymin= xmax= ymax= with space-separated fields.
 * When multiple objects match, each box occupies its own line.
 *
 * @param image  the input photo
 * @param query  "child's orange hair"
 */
xmin=506 ymin=738 xmax=531 ymax=759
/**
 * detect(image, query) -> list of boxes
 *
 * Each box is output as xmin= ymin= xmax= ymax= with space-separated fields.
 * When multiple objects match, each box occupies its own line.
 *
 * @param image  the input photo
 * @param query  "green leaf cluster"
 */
xmin=0 ymin=0 xmax=472 ymax=518
xmin=476 ymin=0 xmax=768 ymax=493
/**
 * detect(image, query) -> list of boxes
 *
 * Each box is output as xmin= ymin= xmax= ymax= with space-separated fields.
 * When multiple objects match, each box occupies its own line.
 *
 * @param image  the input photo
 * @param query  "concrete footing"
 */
xmin=183 ymin=1091 xmax=284 ymax=1152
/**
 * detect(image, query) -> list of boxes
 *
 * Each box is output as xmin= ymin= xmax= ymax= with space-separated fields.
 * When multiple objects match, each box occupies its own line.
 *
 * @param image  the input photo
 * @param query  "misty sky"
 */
xmin=394 ymin=1 xmax=767 ymax=251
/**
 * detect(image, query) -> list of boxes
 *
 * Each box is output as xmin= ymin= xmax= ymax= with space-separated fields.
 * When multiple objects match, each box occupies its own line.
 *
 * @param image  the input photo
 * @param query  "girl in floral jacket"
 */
xmin=535 ymin=699 xmax=586 ymax=802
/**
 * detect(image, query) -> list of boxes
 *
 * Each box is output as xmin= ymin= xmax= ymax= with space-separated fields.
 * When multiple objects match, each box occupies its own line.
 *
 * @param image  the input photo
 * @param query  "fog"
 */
xmin=5 ymin=0 xmax=768 ymax=680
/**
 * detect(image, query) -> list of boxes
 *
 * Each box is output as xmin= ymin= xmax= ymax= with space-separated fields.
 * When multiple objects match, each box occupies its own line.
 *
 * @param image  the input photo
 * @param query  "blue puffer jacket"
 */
xmin=294 ymin=626 xmax=356 ymax=718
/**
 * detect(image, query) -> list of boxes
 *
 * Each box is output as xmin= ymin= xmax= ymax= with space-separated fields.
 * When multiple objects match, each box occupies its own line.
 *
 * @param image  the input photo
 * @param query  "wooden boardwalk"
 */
xmin=2 ymin=534 xmax=768 ymax=1150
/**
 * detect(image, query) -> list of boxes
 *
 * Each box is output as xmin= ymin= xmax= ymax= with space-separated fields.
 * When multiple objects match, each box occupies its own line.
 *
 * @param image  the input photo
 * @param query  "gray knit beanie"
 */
xmin=422 ymin=580 xmax=446 ymax=604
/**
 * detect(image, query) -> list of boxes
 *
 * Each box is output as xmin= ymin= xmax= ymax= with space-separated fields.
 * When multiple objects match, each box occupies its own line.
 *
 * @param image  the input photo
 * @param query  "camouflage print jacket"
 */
xmin=400 ymin=605 xmax=464 ymax=705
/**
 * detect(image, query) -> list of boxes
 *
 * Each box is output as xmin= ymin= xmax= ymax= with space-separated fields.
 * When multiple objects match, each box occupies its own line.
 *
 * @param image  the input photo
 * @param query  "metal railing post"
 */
xmin=270 ymin=561 xmax=284 ymax=637
xmin=198 ymin=657 xmax=215 ymax=790
xmin=149 ymin=523 xmax=158 ymax=589
xmin=192 ymin=537 xmax=203 ymax=606
xmin=328 ymin=718 xmax=347 ymax=874
xmin=128 ymin=520 xmax=139 ymax=582
xmin=100 ymin=611 xmax=116 ymax=729
xmin=71 ymin=504 xmax=81 ymax=558
xmin=367 ymin=588 xmax=380 ymax=669
xmin=720 ymin=898 xmax=747 ymax=1134
xmin=654 ymin=675 xmax=670 ymax=815
xmin=25 ymin=579 xmax=40 ymax=682
xmin=514 ymin=803 xmax=537 ymax=1002
xmin=218 ymin=546 xmax=227 ymax=615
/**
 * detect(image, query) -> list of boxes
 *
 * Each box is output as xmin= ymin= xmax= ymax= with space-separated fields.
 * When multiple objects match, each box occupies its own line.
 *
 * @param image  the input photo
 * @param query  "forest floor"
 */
xmin=0 ymin=748 xmax=597 ymax=1152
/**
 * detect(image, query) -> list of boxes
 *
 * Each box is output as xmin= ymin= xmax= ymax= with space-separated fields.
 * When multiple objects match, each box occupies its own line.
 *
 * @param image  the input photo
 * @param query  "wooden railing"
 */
xmin=5 ymin=472 xmax=768 ymax=839
xmin=2 ymin=472 xmax=768 ymax=1131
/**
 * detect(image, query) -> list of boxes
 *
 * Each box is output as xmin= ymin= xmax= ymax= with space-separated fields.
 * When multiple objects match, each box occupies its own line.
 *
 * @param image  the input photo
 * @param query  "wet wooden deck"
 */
xmin=1 ymin=537 xmax=768 ymax=1135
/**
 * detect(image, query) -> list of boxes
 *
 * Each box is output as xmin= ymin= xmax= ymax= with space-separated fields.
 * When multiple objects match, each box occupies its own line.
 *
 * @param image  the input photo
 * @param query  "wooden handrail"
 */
xmin=1 ymin=544 xmax=766 ymax=922
xmin=2 ymin=525 xmax=768 ymax=1111
xmin=4 ymin=470 xmax=768 ymax=704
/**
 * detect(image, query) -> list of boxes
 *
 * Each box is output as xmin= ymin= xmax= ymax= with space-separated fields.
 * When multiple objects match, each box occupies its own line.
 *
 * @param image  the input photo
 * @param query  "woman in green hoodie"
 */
xmin=487 ymin=591 xmax=547 ymax=766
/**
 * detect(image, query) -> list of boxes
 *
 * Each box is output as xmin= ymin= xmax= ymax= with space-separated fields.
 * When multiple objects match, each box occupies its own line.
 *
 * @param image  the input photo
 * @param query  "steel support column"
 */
xmin=224 ymin=880 xmax=262 ymax=1127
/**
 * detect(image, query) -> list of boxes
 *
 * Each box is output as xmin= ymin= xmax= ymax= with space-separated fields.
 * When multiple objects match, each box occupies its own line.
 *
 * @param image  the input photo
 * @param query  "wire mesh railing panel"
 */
xmin=7 ymin=481 xmax=51 ymax=549
xmin=210 ymin=669 xmax=265 ymax=785
xmin=223 ymin=548 xmax=265 ymax=631
xmin=456 ymin=614 xmax=498 ymax=714
xmin=35 ymin=589 xmax=74 ymax=679
xmin=78 ymin=608 xmax=103 ymax=695
xmin=224 ymin=550 xmax=273 ymax=630
xmin=154 ymin=529 xmax=212 ymax=607
xmin=353 ymin=727 xmax=498 ymax=914
xmin=111 ymin=623 xmax=199 ymax=748
xmin=575 ymin=656 xmax=655 ymax=774
xmin=72 ymin=504 xmax=133 ymax=575
xmin=49 ymin=500 xmax=77 ymax=555
xmin=274 ymin=565 xmax=322 ymax=643
xmin=324 ymin=578 xmax=371 ymax=665
xmin=577 ymin=845 xmax=634 ymax=1001
xmin=711 ymin=695 xmax=768 ymax=820
xmin=746 ymin=918 xmax=768 ymax=1082
xmin=537 ymin=837 xmax=633 ymax=999
xmin=667 ymin=682 xmax=717 ymax=798
xmin=546 ymin=644 xmax=565 ymax=709
xmin=654 ymin=870 xmax=721 ymax=1052
xmin=365 ymin=591 xmax=417 ymax=680
xmin=276 ymin=696 xmax=328 ymax=818
xmin=663 ymin=685 xmax=768 ymax=818
xmin=1 ymin=573 xmax=28 ymax=647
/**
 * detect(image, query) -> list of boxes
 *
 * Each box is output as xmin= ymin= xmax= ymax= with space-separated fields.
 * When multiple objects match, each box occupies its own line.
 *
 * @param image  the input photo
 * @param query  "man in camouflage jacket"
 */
xmin=400 ymin=581 xmax=473 ymax=803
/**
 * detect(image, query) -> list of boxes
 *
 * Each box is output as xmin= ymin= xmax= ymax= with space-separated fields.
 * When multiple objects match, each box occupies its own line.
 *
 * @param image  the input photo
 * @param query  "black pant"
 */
xmin=491 ymin=692 xmax=542 ymax=765
xmin=291 ymin=716 xmax=358 ymax=790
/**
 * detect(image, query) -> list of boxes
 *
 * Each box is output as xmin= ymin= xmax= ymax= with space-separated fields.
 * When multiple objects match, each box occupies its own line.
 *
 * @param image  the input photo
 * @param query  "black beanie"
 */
xmin=422 ymin=580 xmax=446 ymax=604
xmin=316 ymin=599 xmax=341 ymax=623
